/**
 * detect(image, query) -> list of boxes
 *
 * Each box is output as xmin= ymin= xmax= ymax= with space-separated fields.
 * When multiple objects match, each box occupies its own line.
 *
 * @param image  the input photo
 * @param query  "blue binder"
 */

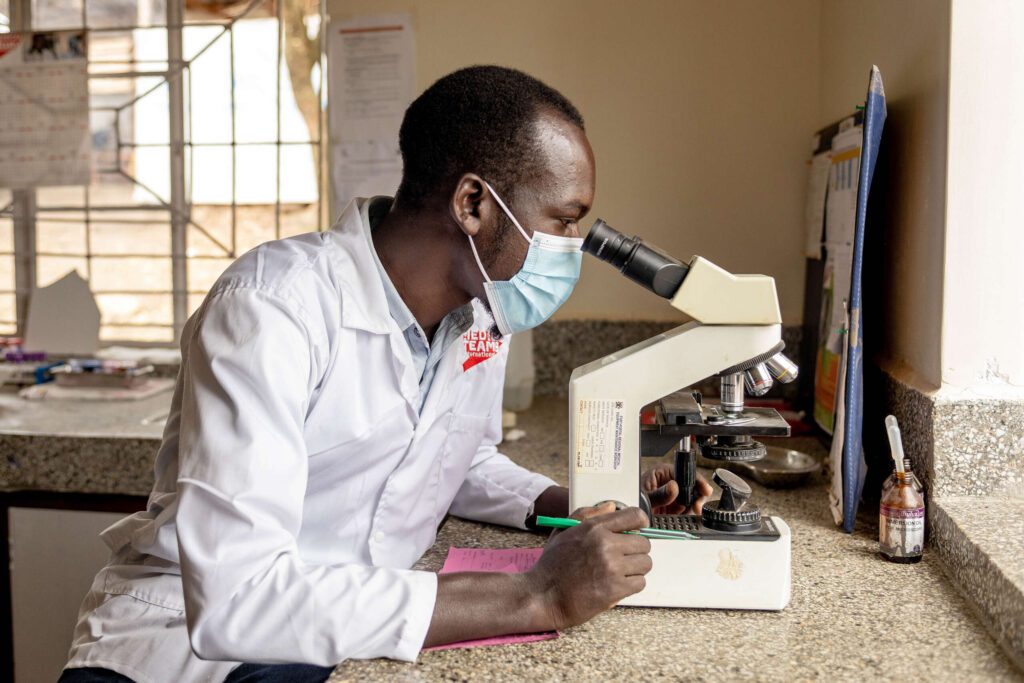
xmin=842 ymin=66 xmax=887 ymax=532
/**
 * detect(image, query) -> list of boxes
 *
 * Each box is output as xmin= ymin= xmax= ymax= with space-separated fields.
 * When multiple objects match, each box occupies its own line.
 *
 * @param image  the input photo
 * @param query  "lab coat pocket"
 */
xmin=434 ymin=413 xmax=490 ymax=523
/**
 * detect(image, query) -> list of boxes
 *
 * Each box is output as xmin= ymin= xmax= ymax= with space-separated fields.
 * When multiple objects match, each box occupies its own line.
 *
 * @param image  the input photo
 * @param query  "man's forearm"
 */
xmin=424 ymin=572 xmax=550 ymax=647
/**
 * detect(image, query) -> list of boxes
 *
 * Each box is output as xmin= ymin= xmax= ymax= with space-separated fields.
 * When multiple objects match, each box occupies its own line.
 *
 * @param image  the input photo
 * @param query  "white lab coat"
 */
xmin=65 ymin=198 xmax=557 ymax=683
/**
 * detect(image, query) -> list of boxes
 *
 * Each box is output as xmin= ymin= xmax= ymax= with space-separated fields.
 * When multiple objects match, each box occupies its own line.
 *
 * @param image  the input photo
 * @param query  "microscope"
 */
xmin=568 ymin=221 xmax=798 ymax=610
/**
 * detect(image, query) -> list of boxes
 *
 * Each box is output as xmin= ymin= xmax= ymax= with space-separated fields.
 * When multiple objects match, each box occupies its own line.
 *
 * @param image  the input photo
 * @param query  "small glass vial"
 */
xmin=879 ymin=463 xmax=925 ymax=563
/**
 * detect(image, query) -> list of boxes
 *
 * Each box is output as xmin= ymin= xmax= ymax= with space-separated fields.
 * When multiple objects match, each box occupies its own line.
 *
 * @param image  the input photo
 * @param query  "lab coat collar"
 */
xmin=327 ymin=197 xmax=402 ymax=335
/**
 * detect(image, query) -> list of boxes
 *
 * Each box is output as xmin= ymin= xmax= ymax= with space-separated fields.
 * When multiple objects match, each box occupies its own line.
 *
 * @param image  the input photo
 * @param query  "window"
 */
xmin=2 ymin=0 xmax=325 ymax=344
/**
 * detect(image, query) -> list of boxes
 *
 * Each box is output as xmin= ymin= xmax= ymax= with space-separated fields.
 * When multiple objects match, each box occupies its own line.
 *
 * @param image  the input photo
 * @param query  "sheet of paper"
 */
xmin=24 ymin=270 xmax=100 ymax=354
xmin=327 ymin=14 xmax=415 ymax=207
xmin=827 ymin=308 xmax=849 ymax=525
xmin=803 ymin=153 xmax=831 ymax=259
xmin=0 ymin=31 xmax=90 ymax=188
xmin=425 ymin=547 xmax=559 ymax=651
xmin=824 ymin=127 xmax=862 ymax=249
xmin=814 ymin=124 xmax=862 ymax=433
xmin=331 ymin=140 xmax=402 ymax=202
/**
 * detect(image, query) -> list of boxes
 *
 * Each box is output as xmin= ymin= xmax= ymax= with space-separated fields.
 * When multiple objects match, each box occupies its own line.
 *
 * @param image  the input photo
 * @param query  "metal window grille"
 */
xmin=0 ymin=0 xmax=326 ymax=344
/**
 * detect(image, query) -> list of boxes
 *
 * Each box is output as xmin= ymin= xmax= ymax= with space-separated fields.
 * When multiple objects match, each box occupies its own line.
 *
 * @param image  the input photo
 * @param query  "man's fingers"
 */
xmin=620 ymin=551 xmax=654 ymax=577
xmin=570 ymin=501 xmax=617 ymax=522
xmin=696 ymin=475 xmax=713 ymax=497
xmin=604 ymin=530 xmax=651 ymax=556
xmin=622 ymin=575 xmax=647 ymax=596
xmin=592 ymin=506 xmax=649 ymax=533
xmin=642 ymin=463 xmax=673 ymax=490
xmin=647 ymin=479 xmax=679 ymax=508
xmin=688 ymin=474 xmax=714 ymax=514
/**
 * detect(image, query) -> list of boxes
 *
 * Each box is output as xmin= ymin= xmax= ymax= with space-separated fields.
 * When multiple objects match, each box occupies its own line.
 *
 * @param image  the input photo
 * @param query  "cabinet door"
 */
xmin=10 ymin=508 xmax=124 ymax=683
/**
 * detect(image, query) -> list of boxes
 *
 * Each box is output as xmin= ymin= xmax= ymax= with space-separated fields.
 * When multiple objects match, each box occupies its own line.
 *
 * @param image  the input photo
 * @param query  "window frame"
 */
xmin=4 ymin=0 xmax=327 ymax=346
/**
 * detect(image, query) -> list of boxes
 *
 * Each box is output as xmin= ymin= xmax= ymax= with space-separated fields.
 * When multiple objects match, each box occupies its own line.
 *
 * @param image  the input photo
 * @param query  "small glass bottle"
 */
xmin=879 ymin=462 xmax=925 ymax=563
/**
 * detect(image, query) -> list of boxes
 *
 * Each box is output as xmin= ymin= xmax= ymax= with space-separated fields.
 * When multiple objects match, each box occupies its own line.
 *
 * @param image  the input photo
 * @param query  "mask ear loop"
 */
xmin=466 ymin=233 xmax=492 ymax=283
xmin=483 ymin=181 xmax=533 ymax=243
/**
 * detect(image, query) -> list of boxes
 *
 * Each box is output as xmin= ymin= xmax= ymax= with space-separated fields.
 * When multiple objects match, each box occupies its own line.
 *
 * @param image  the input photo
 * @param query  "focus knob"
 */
xmin=701 ymin=468 xmax=762 ymax=532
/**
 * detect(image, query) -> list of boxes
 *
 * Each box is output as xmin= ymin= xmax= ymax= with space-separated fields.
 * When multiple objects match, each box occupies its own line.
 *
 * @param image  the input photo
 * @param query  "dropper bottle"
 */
xmin=880 ymin=416 xmax=925 ymax=563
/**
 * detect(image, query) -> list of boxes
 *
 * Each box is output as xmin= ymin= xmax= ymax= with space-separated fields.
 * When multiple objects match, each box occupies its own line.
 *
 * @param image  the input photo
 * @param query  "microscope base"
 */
xmin=619 ymin=516 xmax=791 ymax=610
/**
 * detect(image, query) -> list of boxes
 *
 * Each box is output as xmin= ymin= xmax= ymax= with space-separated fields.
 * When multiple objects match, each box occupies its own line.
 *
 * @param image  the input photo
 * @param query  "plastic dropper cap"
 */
xmin=885 ymin=415 xmax=906 ymax=474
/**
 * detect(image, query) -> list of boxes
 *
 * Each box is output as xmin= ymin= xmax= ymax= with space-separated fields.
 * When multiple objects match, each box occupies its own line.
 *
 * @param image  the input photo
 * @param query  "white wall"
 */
xmin=817 ymin=0 xmax=951 ymax=389
xmin=941 ymin=0 xmax=1024 ymax=397
xmin=327 ymin=0 xmax=821 ymax=323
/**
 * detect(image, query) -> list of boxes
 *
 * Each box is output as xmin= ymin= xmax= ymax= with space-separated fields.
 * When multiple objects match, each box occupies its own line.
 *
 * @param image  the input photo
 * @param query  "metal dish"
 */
xmin=698 ymin=446 xmax=821 ymax=488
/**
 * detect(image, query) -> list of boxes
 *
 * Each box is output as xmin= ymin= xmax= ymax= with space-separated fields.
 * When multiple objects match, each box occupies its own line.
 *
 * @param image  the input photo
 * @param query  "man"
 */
xmin=61 ymin=66 xmax=709 ymax=683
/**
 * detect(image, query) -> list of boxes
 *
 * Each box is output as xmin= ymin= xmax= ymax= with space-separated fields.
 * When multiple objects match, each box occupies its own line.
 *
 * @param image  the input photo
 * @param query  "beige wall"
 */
xmin=328 ymin=0 xmax=820 ymax=323
xmin=941 ymin=0 xmax=1024 ymax=397
xmin=818 ymin=0 xmax=951 ymax=388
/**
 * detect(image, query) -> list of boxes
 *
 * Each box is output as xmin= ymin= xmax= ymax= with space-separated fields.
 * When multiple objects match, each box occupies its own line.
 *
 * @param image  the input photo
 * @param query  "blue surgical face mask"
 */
xmin=466 ymin=181 xmax=584 ymax=336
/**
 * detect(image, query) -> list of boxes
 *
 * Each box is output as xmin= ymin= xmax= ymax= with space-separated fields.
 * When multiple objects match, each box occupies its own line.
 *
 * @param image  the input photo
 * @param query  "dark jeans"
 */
xmin=59 ymin=663 xmax=335 ymax=683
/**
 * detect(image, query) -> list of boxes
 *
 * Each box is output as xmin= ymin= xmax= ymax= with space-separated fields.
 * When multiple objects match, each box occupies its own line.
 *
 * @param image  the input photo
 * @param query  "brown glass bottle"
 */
xmin=879 ymin=467 xmax=925 ymax=563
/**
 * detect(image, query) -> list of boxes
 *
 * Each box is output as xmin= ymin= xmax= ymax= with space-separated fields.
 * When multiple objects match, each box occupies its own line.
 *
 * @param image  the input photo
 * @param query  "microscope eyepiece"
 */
xmin=582 ymin=220 xmax=690 ymax=299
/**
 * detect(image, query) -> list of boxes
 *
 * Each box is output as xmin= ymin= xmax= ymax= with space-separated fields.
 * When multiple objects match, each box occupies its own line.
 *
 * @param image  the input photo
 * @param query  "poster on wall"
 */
xmin=813 ymin=121 xmax=861 ymax=435
xmin=327 ymin=13 xmax=415 ymax=213
xmin=0 ymin=30 xmax=90 ymax=188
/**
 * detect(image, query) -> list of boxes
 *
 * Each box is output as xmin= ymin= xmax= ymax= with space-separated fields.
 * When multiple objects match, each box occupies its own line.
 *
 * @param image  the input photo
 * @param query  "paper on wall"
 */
xmin=813 ymin=124 xmax=862 ymax=433
xmin=330 ymin=140 xmax=403 ymax=202
xmin=327 ymin=14 xmax=415 ymax=208
xmin=824 ymin=133 xmax=861 ymax=249
xmin=0 ymin=31 xmax=90 ymax=188
xmin=803 ymin=153 xmax=831 ymax=259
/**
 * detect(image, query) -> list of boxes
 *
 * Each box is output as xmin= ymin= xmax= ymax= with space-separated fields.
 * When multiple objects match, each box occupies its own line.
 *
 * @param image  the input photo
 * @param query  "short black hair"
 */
xmin=395 ymin=65 xmax=584 ymax=209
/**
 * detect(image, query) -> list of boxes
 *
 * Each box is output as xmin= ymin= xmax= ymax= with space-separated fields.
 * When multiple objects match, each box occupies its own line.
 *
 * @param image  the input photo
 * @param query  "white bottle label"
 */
xmin=879 ymin=505 xmax=925 ymax=556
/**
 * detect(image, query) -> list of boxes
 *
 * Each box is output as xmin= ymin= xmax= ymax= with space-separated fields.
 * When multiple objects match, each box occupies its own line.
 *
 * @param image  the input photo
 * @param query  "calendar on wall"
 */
xmin=0 ymin=30 xmax=90 ymax=189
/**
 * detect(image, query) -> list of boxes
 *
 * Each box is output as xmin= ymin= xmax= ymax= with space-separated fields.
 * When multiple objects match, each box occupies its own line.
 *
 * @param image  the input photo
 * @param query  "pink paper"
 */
xmin=439 ymin=547 xmax=544 ymax=574
xmin=425 ymin=547 xmax=560 ymax=650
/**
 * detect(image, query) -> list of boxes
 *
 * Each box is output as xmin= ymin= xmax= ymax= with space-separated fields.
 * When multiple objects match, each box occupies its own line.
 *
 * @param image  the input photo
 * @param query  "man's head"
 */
xmin=395 ymin=65 xmax=586 ymax=212
xmin=389 ymin=65 xmax=595 ymax=327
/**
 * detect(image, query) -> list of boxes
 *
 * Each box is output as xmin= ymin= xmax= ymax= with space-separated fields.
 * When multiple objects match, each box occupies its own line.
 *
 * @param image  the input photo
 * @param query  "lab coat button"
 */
xmin=374 ymin=531 xmax=385 ymax=543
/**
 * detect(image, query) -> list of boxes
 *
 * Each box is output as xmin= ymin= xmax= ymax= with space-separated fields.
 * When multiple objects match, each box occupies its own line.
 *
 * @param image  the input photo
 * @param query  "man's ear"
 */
xmin=449 ymin=173 xmax=493 ymax=238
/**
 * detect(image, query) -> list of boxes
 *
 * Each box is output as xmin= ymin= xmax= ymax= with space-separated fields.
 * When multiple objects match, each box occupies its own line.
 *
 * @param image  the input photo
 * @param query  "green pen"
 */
xmin=535 ymin=515 xmax=697 ymax=540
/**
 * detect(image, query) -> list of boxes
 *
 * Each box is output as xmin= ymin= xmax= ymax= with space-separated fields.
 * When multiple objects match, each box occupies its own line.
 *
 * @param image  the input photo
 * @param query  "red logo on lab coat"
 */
xmin=0 ymin=35 xmax=22 ymax=58
xmin=462 ymin=329 xmax=502 ymax=372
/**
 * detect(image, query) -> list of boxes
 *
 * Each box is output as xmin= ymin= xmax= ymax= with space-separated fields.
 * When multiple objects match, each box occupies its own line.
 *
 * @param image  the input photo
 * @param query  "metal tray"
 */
xmin=698 ymin=445 xmax=821 ymax=488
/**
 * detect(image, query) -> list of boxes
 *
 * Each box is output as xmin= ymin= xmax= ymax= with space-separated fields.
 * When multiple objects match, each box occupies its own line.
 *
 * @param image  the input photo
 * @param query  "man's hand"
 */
xmin=642 ymin=464 xmax=712 ymax=515
xmin=426 ymin=503 xmax=651 ymax=647
xmin=525 ymin=503 xmax=651 ymax=630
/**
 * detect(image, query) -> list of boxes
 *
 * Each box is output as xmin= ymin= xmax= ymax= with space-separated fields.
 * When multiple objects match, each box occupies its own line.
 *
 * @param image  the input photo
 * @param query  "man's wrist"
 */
xmin=514 ymin=568 xmax=557 ymax=633
xmin=526 ymin=485 xmax=569 ymax=529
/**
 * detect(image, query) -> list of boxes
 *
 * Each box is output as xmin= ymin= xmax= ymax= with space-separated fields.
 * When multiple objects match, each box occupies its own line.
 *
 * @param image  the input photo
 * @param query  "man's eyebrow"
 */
xmin=561 ymin=200 xmax=589 ymax=214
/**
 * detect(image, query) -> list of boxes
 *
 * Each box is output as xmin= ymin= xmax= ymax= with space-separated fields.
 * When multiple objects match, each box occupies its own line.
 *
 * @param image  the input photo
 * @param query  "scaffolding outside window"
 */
xmin=0 ymin=0 xmax=326 ymax=344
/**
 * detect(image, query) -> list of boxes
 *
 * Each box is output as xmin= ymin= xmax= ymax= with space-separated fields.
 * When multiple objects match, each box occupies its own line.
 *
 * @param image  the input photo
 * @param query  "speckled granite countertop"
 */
xmin=330 ymin=397 xmax=1020 ymax=682
xmin=0 ymin=386 xmax=169 ymax=495
xmin=1 ymin=390 xmax=1019 ymax=680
